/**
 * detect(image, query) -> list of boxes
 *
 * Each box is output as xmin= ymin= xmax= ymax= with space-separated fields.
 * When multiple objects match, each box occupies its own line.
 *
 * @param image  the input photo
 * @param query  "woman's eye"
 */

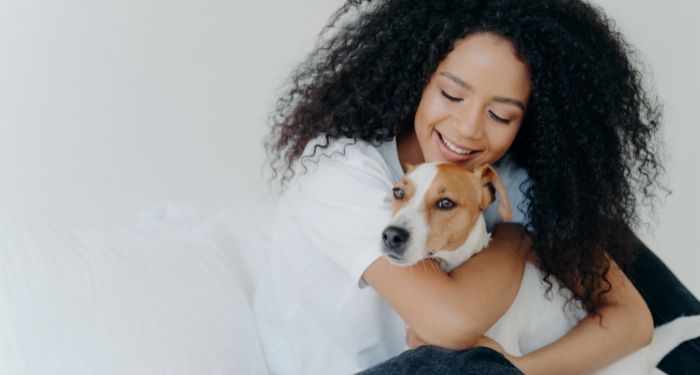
xmin=440 ymin=90 xmax=462 ymax=103
xmin=489 ymin=110 xmax=511 ymax=124
xmin=392 ymin=187 xmax=405 ymax=200
xmin=436 ymin=198 xmax=456 ymax=210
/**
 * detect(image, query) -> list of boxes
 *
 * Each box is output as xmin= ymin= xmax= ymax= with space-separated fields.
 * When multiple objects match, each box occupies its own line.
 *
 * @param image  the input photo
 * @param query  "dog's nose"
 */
xmin=382 ymin=226 xmax=409 ymax=254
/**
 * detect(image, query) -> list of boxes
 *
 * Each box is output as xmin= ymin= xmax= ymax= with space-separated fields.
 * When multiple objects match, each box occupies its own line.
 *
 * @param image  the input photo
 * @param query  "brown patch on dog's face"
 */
xmin=391 ymin=177 xmax=416 ymax=215
xmin=424 ymin=164 xmax=484 ymax=252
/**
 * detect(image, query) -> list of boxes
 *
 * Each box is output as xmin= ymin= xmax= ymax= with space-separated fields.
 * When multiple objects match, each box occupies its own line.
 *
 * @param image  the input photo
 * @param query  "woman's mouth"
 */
xmin=435 ymin=131 xmax=482 ymax=162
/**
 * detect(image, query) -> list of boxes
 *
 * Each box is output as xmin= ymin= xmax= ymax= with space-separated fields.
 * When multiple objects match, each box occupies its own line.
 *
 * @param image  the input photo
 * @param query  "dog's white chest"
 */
xmin=484 ymin=262 xmax=584 ymax=356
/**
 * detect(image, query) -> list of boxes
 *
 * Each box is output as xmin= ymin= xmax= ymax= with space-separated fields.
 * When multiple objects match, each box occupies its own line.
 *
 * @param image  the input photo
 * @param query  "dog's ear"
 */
xmin=475 ymin=165 xmax=512 ymax=221
xmin=403 ymin=162 xmax=416 ymax=174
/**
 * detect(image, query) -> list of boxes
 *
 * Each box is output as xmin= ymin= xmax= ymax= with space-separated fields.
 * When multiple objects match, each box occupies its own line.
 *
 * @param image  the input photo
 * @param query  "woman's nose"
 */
xmin=454 ymin=108 xmax=484 ymax=139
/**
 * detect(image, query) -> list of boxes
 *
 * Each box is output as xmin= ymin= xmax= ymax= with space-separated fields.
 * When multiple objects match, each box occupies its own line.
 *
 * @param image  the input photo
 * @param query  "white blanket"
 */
xmin=0 ymin=202 xmax=271 ymax=375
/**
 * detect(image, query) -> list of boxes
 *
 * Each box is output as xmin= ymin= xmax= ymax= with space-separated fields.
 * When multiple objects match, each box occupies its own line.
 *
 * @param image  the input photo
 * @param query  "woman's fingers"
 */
xmin=405 ymin=327 xmax=429 ymax=349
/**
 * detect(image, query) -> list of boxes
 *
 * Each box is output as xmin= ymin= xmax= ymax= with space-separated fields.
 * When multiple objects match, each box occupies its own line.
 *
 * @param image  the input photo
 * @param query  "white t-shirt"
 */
xmin=252 ymin=136 xmax=530 ymax=375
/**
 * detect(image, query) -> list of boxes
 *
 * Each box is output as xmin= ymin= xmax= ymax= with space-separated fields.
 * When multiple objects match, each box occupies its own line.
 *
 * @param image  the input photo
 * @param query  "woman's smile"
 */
xmin=434 ymin=130 xmax=483 ymax=162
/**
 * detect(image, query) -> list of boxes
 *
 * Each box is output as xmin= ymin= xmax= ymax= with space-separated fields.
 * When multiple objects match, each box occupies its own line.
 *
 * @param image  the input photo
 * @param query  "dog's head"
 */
xmin=381 ymin=162 xmax=511 ymax=271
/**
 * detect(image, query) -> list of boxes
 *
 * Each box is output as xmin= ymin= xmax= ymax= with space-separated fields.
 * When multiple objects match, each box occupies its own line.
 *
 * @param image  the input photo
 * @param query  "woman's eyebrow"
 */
xmin=440 ymin=72 xmax=473 ymax=90
xmin=492 ymin=96 xmax=526 ymax=111
xmin=439 ymin=71 xmax=526 ymax=111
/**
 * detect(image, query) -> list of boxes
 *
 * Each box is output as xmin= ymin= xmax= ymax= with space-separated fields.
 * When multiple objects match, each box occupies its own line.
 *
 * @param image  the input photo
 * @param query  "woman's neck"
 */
xmin=396 ymin=128 xmax=424 ymax=172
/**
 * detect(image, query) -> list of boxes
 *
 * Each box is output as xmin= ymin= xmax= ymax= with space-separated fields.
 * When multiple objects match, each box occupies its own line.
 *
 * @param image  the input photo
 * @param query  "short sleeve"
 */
xmin=281 ymin=140 xmax=396 ymax=289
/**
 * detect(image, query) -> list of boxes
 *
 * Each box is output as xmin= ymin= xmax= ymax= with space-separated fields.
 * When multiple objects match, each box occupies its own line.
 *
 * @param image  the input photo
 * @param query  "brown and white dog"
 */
xmin=381 ymin=162 xmax=700 ymax=375
xmin=382 ymin=162 xmax=511 ymax=273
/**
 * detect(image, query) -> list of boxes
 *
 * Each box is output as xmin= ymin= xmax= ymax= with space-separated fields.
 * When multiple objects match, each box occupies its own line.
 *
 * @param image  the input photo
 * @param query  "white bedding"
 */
xmin=0 ymin=201 xmax=271 ymax=375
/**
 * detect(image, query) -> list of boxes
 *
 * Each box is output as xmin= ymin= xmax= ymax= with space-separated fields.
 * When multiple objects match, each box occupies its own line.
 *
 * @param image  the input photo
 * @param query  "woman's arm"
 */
xmin=402 ymin=252 xmax=654 ymax=374
xmin=398 ymin=239 xmax=655 ymax=374
xmin=363 ymin=223 xmax=531 ymax=349
xmin=489 ymin=256 xmax=654 ymax=374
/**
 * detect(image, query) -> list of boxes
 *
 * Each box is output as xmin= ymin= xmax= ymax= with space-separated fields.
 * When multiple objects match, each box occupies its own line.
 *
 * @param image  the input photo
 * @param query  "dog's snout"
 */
xmin=382 ymin=226 xmax=410 ymax=254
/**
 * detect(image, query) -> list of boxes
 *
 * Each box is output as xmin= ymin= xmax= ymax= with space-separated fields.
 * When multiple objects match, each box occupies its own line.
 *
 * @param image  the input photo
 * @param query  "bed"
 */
xmin=0 ymin=201 xmax=272 ymax=374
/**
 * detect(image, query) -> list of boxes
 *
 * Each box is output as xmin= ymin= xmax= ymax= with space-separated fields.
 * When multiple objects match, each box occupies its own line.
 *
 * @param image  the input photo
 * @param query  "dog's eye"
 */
xmin=392 ymin=187 xmax=405 ymax=200
xmin=436 ymin=198 xmax=456 ymax=210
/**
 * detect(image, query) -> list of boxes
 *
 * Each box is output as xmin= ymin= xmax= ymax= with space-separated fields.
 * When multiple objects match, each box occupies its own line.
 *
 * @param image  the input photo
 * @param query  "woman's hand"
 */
xmin=406 ymin=327 xmax=526 ymax=372
xmin=473 ymin=336 xmax=525 ymax=372
xmin=405 ymin=327 xmax=428 ymax=349
xmin=404 ymin=328 xmax=507 ymax=353
xmin=406 ymin=327 xmax=507 ymax=353
xmin=473 ymin=335 xmax=506 ymax=354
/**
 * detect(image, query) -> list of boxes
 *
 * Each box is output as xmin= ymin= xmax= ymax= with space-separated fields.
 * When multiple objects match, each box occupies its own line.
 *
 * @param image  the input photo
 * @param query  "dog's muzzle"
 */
xmin=382 ymin=226 xmax=410 ymax=258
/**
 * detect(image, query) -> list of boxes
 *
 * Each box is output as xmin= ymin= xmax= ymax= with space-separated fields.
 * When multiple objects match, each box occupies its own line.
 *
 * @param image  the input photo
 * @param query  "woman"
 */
xmin=255 ymin=0 xmax=700 ymax=373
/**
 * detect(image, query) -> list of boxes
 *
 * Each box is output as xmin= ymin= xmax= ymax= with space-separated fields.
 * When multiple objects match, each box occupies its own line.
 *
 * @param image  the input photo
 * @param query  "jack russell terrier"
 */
xmin=381 ymin=162 xmax=700 ymax=375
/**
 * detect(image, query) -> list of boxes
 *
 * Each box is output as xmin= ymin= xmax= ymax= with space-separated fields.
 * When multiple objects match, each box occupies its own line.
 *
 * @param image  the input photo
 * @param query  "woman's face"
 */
xmin=409 ymin=32 xmax=531 ymax=169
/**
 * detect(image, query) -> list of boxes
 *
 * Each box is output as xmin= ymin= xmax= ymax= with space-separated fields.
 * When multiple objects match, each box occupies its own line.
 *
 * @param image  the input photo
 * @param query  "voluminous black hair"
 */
xmin=266 ymin=0 xmax=663 ymax=313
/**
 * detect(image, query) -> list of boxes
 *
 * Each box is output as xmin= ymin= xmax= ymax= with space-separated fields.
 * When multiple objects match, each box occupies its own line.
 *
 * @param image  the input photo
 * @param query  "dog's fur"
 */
xmin=381 ymin=162 xmax=700 ymax=375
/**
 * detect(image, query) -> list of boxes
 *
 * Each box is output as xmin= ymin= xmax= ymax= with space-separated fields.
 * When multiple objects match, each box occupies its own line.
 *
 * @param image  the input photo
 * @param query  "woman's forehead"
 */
xmin=437 ymin=33 xmax=531 ymax=105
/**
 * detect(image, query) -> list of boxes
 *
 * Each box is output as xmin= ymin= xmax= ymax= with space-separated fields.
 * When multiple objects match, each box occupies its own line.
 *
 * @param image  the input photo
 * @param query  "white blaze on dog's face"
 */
xmin=382 ymin=162 xmax=511 ymax=271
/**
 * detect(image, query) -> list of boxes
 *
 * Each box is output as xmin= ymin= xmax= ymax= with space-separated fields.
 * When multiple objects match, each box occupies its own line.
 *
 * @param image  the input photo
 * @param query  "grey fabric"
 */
xmin=356 ymin=346 xmax=523 ymax=375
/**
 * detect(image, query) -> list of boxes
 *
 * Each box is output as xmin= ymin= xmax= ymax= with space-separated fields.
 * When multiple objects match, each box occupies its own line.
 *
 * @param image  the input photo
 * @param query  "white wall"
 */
xmin=589 ymin=0 xmax=700 ymax=297
xmin=0 ymin=0 xmax=345 ymax=226
xmin=1 ymin=1 xmax=698 ymax=295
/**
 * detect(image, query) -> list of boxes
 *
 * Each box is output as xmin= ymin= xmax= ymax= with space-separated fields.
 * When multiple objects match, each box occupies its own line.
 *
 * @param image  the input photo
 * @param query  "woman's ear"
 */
xmin=476 ymin=165 xmax=512 ymax=221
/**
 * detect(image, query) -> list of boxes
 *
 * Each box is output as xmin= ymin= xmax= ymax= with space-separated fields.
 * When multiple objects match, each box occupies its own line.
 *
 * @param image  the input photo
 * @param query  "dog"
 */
xmin=381 ymin=162 xmax=700 ymax=375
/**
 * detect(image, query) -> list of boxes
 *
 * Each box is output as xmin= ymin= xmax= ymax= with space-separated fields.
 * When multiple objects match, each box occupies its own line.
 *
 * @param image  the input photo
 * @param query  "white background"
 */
xmin=1 ymin=0 xmax=698 ymax=296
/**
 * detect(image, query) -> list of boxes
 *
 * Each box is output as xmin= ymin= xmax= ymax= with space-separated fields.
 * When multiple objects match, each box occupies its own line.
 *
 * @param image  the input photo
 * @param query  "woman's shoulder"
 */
xmin=289 ymin=135 xmax=401 ymax=191
xmin=297 ymin=135 xmax=392 ymax=165
xmin=298 ymin=135 xmax=379 ymax=163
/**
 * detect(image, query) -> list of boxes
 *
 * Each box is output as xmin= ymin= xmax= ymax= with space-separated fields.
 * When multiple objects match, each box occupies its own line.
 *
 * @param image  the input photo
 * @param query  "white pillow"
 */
xmin=0 ymin=203 xmax=269 ymax=375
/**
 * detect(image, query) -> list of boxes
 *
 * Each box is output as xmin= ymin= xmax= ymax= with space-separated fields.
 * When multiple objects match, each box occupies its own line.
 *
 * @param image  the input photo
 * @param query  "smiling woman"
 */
xmin=260 ymin=0 xmax=700 ymax=374
xmin=1 ymin=0 xmax=697 ymax=374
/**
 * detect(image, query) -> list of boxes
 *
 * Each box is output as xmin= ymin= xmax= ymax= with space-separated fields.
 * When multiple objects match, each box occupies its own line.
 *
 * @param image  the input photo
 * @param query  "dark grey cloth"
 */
xmin=356 ymin=346 xmax=523 ymax=375
xmin=626 ymin=239 xmax=700 ymax=375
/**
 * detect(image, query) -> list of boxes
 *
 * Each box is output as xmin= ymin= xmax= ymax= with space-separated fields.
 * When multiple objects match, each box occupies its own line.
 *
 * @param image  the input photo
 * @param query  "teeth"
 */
xmin=441 ymin=134 xmax=473 ymax=155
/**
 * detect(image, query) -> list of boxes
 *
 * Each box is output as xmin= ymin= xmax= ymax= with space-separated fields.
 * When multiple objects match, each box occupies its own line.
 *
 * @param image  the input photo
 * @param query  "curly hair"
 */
xmin=266 ymin=0 xmax=663 ymax=313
